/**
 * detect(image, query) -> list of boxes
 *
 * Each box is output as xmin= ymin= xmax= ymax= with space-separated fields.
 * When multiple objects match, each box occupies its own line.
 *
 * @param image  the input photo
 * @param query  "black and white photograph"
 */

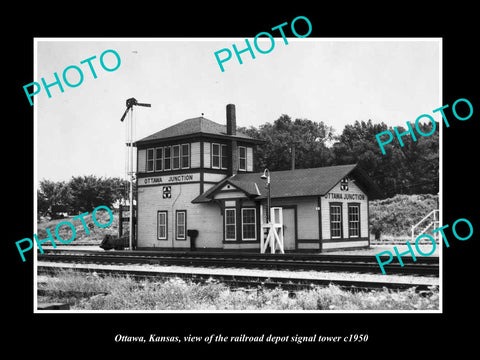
xmin=33 ymin=37 xmax=442 ymax=314
xmin=7 ymin=6 xmax=478 ymax=354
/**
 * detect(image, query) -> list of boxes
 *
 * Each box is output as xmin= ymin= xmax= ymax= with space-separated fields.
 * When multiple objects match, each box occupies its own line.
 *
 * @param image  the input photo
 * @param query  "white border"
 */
xmin=33 ymin=37 xmax=443 ymax=314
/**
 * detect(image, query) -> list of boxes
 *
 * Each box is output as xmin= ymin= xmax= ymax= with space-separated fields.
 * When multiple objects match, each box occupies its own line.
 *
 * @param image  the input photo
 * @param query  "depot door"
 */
xmin=282 ymin=207 xmax=296 ymax=251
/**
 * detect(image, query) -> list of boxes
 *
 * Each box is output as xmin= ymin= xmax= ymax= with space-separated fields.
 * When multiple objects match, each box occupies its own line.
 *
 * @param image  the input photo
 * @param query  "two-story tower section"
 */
xmin=134 ymin=104 xmax=262 ymax=250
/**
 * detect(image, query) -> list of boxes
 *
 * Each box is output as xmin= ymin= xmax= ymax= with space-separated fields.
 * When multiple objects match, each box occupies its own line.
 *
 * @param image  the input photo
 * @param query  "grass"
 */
xmin=38 ymin=269 xmax=439 ymax=311
xmin=37 ymin=210 xmax=119 ymax=245
xmin=370 ymin=194 xmax=439 ymax=239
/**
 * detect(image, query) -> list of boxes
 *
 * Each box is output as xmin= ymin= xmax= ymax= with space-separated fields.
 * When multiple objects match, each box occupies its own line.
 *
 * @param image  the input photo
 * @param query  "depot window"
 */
xmin=147 ymin=148 xmax=154 ymax=172
xmin=157 ymin=211 xmax=168 ymax=240
xmin=225 ymin=208 xmax=236 ymax=240
xmin=155 ymin=147 xmax=163 ymax=171
xmin=211 ymin=143 xmax=227 ymax=169
xmin=239 ymin=146 xmax=246 ymax=171
xmin=221 ymin=144 xmax=227 ymax=169
xmin=241 ymin=208 xmax=256 ymax=240
xmin=176 ymin=210 xmax=186 ymax=240
xmin=164 ymin=146 xmax=171 ymax=170
xmin=181 ymin=144 xmax=190 ymax=169
xmin=212 ymin=143 xmax=220 ymax=169
xmin=348 ymin=204 xmax=360 ymax=238
xmin=172 ymin=145 xmax=180 ymax=170
xmin=330 ymin=203 xmax=342 ymax=239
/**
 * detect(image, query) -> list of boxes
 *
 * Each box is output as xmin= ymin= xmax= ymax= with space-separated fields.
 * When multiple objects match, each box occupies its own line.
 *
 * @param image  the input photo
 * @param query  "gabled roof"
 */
xmin=135 ymin=116 xmax=259 ymax=145
xmin=192 ymin=164 xmax=382 ymax=203
xmin=228 ymin=179 xmax=261 ymax=196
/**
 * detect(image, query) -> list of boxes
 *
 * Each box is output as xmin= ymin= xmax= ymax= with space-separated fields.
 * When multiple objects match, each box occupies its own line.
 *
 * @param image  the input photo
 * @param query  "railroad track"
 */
xmin=37 ymin=265 xmax=437 ymax=293
xmin=37 ymin=249 xmax=439 ymax=276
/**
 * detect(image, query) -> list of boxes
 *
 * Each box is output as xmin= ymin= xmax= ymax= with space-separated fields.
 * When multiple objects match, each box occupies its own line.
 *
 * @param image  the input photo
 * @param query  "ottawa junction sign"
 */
xmin=139 ymin=173 xmax=200 ymax=186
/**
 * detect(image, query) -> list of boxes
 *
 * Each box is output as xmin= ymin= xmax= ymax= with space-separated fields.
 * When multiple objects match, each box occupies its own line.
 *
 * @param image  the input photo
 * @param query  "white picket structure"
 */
xmin=411 ymin=209 xmax=440 ymax=243
xmin=260 ymin=206 xmax=285 ymax=254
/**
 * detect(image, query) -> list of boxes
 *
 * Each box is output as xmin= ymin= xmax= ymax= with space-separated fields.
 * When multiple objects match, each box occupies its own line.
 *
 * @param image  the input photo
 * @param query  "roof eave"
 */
xmin=135 ymin=132 xmax=263 ymax=147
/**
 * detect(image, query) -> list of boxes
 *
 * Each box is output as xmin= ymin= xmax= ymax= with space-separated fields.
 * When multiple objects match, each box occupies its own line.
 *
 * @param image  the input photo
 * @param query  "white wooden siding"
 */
xmin=203 ymin=142 xmax=211 ymax=168
xmin=190 ymin=142 xmax=200 ymax=168
xmin=265 ymin=197 xmax=319 ymax=239
xmin=204 ymin=173 xmax=227 ymax=183
xmin=323 ymin=240 xmax=369 ymax=250
xmin=137 ymin=149 xmax=146 ymax=173
xmin=298 ymin=242 xmax=320 ymax=250
xmin=320 ymin=180 xmax=368 ymax=240
xmin=137 ymin=183 xmax=223 ymax=249
xmin=224 ymin=243 xmax=259 ymax=250
xmin=214 ymin=191 xmax=247 ymax=199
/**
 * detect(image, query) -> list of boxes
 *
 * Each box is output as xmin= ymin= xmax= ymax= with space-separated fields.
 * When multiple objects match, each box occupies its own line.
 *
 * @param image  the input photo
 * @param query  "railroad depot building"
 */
xmin=134 ymin=104 xmax=380 ymax=252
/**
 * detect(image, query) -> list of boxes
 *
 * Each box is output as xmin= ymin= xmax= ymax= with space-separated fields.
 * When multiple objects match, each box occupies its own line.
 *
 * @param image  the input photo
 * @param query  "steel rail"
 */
xmin=37 ymin=250 xmax=439 ymax=276
xmin=37 ymin=265 xmax=437 ymax=293
xmin=40 ymin=248 xmax=439 ymax=263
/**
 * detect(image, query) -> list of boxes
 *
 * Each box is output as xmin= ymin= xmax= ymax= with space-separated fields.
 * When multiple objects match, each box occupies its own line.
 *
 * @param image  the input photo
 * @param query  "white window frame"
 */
xmin=176 ymin=210 xmax=186 ymax=240
xmin=172 ymin=144 xmax=181 ymax=170
xmin=348 ymin=204 xmax=360 ymax=238
xmin=225 ymin=208 xmax=236 ymax=241
xmin=155 ymin=147 xmax=163 ymax=172
xmin=164 ymin=146 xmax=171 ymax=171
xmin=239 ymin=146 xmax=247 ymax=171
xmin=330 ymin=204 xmax=342 ymax=239
xmin=241 ymin=208 xmax=256 ymax=240
xmin=146 ymin=148 xmax=154 ymax=172
xmin=181 ymin=143 xmax=190 ymax=169
xmin=220 ymin=144 xmax=228 ymax=170
xmin=212 ymin=143 xmax=221 ymax=169
xmin=157 ymin=211 xmax=168 ymax=240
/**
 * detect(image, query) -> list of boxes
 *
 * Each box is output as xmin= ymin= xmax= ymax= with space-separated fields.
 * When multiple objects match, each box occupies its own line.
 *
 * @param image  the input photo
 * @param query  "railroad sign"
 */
xmin=120 ymin=205 xmax=136 ymax=221
xmin=139 ymin=173 xmax=200 ymax=186
xmin=119 ymin=205 xmax=136 ymax=241
xmin=163 ymin=186 xmax=171 ymax=198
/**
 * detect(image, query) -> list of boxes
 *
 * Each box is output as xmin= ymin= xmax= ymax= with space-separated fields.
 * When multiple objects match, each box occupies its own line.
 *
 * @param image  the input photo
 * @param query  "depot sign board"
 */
xmin=139 ymin=173 xmax=200 ymax=186
xmin=324 ymin=193 xmax=366 ymax=201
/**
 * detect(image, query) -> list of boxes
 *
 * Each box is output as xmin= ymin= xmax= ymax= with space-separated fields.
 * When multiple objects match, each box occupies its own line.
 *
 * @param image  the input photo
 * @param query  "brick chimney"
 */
xmin=226 ymin=104 xmax=238 ymax=176
xmin=226 ymin=104 xmax=236 ymax=135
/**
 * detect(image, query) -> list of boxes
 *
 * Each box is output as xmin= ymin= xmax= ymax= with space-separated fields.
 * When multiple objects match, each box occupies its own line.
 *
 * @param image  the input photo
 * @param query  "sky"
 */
xmin=35 ymin=38 xmax=441 ymax=183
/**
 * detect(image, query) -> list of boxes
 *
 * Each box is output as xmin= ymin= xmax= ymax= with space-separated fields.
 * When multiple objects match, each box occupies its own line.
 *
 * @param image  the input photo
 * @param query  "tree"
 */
xmin=37 ymin=189 xmax=49 ymax=217
xmin=334 ymin=119 xmax=439 ymax=198
xmin=291 ymin=118 xmax=335 ymax=169
xmin=66 ymin=175 xmax=131 ymax=214
xmin=397 ymin=121 xmax=439 ymax=194
xmin=241 ymin=115 xmax=438 ymax=198
xmin=37 ymin=179 xmax=72 ymax=216
xmin=239 ymin=115 xmax=335 ymax=172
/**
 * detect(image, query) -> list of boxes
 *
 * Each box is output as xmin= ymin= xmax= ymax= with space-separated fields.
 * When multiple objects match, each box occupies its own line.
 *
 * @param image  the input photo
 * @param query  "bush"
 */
xmin=38 ymin=271 xmax=439 ymax=311
xmin=370 ymin=194 xmax=438 ymax=239
xmin=36 ymin=210 xmax=119 ymax=245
